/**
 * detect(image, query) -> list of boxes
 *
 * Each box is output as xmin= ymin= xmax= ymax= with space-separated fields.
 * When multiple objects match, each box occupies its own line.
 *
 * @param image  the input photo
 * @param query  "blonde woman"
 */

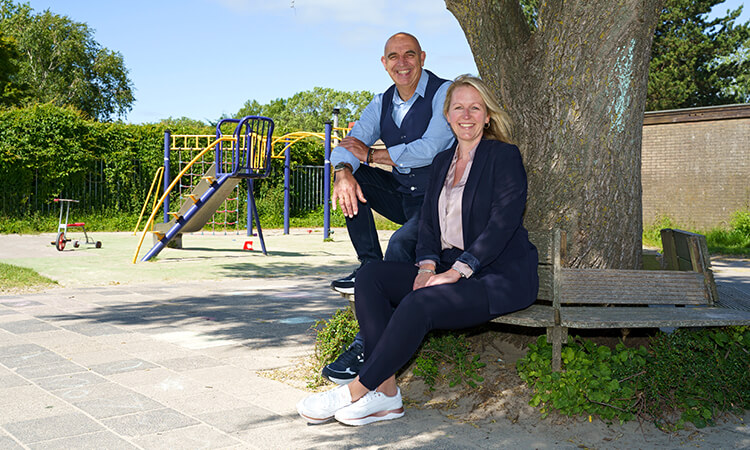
xmin=298 ymin=75 xmax=538 ymax=426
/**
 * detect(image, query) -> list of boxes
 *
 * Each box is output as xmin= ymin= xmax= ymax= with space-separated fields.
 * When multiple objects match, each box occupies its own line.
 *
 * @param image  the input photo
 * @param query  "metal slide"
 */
xmin=140 ymin=165 xmax=240 ymax=262
xmin=135 ymin=115 xmax=274 ymax=263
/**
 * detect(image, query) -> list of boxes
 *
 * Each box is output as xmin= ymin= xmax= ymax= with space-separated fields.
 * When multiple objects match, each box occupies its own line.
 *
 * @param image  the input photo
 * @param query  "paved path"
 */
xmin=0 ymin=231 xmax=748 ymax=449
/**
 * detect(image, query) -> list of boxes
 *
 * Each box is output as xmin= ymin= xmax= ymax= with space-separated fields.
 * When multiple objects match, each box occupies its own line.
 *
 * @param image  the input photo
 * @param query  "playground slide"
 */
xmin=141 ymin=163 xmax=240 ymax=261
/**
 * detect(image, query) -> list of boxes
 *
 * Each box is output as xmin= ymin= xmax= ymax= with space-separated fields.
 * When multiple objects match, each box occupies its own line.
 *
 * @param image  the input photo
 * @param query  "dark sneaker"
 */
xmin=331 ymin=269 xmax=358 ymax=294
xmin=322 ymin=342 xmax=365 ymax=385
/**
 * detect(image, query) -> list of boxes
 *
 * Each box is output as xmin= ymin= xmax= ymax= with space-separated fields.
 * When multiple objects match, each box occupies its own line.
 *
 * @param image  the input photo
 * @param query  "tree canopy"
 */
xmin=236 ymin=87 xmax=373 ymax=134
xmin=647 ymin=0 xmax=750 ymax=110
xmin=0 ymin=0 xmax=134 ymax=121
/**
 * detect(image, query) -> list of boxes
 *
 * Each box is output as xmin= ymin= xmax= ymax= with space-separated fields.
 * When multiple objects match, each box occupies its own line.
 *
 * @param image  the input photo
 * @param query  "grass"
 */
xmin=0 ymin=262 xmax=58 ymax=293
xmin=644 ymin=210 xmax=750 ymax=257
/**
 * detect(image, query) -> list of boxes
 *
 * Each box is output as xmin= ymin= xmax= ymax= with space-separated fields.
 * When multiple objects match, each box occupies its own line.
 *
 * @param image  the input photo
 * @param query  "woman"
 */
xmin=297 ymin=75 xmax=539 ymax=426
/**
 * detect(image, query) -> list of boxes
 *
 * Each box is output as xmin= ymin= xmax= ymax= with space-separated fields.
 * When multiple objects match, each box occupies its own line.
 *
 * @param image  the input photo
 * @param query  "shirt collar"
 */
xmin=392 ymin=69 xmax=428 ymax=106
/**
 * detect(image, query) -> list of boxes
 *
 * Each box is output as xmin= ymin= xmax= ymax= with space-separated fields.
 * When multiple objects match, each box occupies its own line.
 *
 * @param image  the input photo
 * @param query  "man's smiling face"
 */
xmin=381 ymin=33 xmax=425 ymax=99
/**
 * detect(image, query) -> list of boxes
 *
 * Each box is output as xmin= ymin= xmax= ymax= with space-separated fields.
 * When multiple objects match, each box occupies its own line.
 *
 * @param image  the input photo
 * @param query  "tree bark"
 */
xmin=447 ymin=0 xmax=664 ymax=269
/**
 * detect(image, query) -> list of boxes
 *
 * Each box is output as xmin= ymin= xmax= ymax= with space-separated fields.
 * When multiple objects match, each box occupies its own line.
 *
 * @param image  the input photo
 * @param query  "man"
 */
xmin=323 ymin=32 xmax=454 ymax=384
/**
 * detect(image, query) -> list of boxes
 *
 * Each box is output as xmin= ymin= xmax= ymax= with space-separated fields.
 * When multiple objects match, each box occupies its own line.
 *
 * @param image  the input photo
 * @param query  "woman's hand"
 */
xmin=413 ymin=272 xmax=433 ymax=290
xmin=425 ymin=269 xmax=461 ymax=287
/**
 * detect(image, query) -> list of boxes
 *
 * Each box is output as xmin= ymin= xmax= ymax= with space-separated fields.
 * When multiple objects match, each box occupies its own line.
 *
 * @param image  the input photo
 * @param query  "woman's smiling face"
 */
xmin=445 ymin=85 xmax=489 ymax=145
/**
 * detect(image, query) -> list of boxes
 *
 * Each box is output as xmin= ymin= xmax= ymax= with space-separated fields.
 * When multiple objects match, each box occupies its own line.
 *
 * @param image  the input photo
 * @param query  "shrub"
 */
xmin=517 ymin=327 xmax=750 ymax=428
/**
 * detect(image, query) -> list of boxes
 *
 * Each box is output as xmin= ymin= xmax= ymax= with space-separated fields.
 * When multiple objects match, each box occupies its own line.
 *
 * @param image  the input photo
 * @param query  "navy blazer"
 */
xmin=416 ymin=139 xmax=539 ymax=315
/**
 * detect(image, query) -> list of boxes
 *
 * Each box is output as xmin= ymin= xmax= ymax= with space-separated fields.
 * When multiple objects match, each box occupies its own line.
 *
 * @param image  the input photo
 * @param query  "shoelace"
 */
xmin=314 ymin=386 xmax=349 ymax=409
xmin=337 ymin=345 xmax=364 ymax=366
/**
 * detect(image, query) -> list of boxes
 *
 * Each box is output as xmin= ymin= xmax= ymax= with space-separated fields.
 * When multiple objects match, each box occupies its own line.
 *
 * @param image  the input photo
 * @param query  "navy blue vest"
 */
xmin=379 ymin=69 xmax=448 ymax=196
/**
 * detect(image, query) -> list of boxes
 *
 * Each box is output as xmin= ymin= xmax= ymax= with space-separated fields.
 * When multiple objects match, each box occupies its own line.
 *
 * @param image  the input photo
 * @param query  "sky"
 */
xmin=25 ymin=0 xmax=750 ymax=125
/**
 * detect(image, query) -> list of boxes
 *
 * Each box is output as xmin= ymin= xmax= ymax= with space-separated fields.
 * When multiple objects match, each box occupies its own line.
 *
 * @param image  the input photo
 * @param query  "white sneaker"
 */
xmin=334 ymin=388 xmax=404 ymax=426
xmin=296 ymin=385 xmax=352 ymax=424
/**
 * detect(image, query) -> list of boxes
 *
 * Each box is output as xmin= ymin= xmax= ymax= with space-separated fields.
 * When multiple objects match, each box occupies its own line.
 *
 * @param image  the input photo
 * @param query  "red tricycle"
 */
xmin=51 ymin=198 xmax=102 ymax=251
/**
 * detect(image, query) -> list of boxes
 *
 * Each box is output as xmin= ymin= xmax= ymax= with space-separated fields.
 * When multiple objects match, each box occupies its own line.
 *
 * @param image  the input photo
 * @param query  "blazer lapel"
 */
xmin=462 ymin=140 xmax=490 ymax=241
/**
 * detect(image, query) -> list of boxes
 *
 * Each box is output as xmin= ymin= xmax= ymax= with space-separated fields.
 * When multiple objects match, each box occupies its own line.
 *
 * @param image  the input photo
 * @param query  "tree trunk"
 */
xmin=446 ymin=0 xmax=664 ymax=269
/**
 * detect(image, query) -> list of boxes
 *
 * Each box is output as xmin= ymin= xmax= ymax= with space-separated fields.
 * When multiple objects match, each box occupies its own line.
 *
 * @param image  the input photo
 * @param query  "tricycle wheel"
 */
xmin=73 ymin=241 xmax=80 ymax=248
xmin=95 ymin=241 xmax=102 ymax=249
xmin=56 ymin=232 xmax=66 ymax=251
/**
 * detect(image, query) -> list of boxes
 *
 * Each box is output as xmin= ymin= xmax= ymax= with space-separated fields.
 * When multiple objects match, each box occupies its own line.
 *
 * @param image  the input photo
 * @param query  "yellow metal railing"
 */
xmin=133 ymin=166 xmax=164 ymax=235
xmin=131 ymin=136 xmax=236 ymax=263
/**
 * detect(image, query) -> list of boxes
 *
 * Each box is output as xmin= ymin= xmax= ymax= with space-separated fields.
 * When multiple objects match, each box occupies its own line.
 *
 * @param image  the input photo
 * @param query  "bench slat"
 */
xmin=561 ymin=305 xmax=750 ymax=328
xmin=537 ymin=265 xmax=553 ymax=301
xmin=492 ymin=303 xmax=554 ymax=327
xmin=560 ymin=268 xmax=708 ymax=305
xmin=528 ymin=231 xmax=554 ymax=265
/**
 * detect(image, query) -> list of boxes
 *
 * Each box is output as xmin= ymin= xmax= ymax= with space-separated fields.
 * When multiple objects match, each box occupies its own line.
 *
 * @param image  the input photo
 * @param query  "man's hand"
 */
xmin=338 ymin=136 xmax=370 ymax=162
xmin=425 ymin=269 xmax=461 ymax=288
xmin=333 ymin=168 xmax=366 ymax=218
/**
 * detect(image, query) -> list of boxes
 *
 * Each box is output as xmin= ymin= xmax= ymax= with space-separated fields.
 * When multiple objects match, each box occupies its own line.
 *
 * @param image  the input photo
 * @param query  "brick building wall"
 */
xmin=641 ymin=104 xmax=750 ymax=230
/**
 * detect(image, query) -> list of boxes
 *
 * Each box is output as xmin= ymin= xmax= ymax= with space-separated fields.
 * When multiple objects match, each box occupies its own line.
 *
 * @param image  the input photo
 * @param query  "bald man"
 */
xmin=325 ymin=32 xmax=454 ymax=384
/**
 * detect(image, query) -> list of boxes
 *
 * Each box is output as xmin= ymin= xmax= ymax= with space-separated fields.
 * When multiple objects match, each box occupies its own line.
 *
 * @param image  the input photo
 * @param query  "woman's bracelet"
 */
xmin=417 ymin=268 xmax=436 ymax=275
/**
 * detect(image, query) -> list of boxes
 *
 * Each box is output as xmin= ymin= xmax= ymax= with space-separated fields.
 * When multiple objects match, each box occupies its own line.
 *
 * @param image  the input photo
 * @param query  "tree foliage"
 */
xmin=0 ymin=30 xmax=27 ymax=107
xmin=236 ymin=87 xmax=372 ymax=134
xmin=0 ymin=0 xmax=134 ymax=121
xmin=647 ymin=0 xmax=750 ymax=110
xmin=236 ymin=87 xmax=373 ymax=166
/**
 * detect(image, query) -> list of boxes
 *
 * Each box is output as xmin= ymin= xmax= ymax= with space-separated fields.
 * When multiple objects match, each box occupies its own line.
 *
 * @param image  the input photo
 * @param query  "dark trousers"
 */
xmin=348 ymin=165 xmax=424 ymax=264
xmin=354 ymin=249 xmax=501 ymax=390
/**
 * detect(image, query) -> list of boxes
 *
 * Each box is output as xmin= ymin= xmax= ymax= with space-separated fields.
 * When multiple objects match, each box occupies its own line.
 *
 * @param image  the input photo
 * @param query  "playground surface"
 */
xmin=0 ymin=230 xmax=748 ymax=449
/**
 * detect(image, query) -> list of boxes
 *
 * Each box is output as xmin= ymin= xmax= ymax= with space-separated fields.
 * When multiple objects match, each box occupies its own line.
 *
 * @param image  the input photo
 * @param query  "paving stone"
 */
xmin=0 ymin=320 xmax=57 ymax=334
xmin=0 ymin=349 xmax=67 ymax=369
xmin=72 ymin=391 xmax=164 ymax=419
xmin=15 ymin=359 xmax=85 ymax=379
xmin=88 ymin=358 xmax=158 ymax=375
xmin=55 ymin=381 xmax=138 ymax=403
xmin=4 ymin=413 xmax=103 ymax=444
xmin=157 ymin=355 xmax=221 ymax=372
xmin=132 ymin=424 xmax=241 ymax=449
xmin=0 ymin=300 xmax=42 ymax=308
xmin=196 ymin=405 xmax=291 ymax=433
xmin=0 ymin=373 xmax=30 ymax=388
xmin=0 ymin=343 xmax=47 ymax=357
xmin=27 ymin=431 xmax=138 ymax=450
xmin=59 ymin=322 xmax=126 ymax=337
xmin=0 ymin=436 xmax=24 ymax=449
xmin=34 ymin=371 xmax=108 ymax=392
xmin=101 ymin=408 xmax=199 ymax=437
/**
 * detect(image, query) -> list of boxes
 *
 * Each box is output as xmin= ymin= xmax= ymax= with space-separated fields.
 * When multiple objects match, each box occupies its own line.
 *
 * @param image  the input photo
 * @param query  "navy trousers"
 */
xmin=347 ymin=165 xmax=423 ymax=264
xmin=354 ymin=250 xmax=501 ymax=390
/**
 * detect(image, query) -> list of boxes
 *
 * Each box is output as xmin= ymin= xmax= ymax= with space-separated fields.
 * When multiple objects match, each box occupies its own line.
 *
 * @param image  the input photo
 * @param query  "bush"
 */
xmin=411 ymin=332 xmax=486 ymax=389
xmin=309 ymin=308 xmax=359 ymax=387
xmin=517 ymin=327 xmax=750 ymax=428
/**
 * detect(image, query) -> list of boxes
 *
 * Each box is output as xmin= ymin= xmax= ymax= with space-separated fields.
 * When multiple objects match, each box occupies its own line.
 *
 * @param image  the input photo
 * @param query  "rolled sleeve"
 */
xmin=330 ymin=93 xmax=383 ymax=174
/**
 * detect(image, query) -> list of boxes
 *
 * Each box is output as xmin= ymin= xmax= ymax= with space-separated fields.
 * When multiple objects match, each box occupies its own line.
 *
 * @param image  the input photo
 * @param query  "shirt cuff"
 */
xmin=451 ymin=261 xmax=473 ymax=279
xmin=417 ymin=259 xmax=437 ymax=268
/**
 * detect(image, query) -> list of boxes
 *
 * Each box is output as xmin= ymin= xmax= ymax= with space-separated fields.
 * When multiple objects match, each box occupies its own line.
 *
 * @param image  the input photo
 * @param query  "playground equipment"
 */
xmin=133 ymin=116 xmax=275 ymax=263
xmin=51 ymin=198 xmax=102 ymax=251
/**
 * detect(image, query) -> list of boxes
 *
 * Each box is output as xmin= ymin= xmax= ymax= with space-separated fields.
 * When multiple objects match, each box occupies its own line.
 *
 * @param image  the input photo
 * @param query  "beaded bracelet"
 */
xmin=417 ymin=268 xmax=436 ymax=275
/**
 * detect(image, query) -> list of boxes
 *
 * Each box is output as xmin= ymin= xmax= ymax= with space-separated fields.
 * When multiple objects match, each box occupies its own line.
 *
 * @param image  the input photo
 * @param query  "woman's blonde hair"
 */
xmin=443 ymin=74 xmax=514 ymax=144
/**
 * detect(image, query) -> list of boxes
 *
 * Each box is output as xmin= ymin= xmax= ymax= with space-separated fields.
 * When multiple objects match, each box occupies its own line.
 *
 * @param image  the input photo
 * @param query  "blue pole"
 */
xmin=324 ymin=121 xmax=332 ymax=240
xmin=284 ymin=143 xmax=291 ymax=235
xmin=247 ymin=179 xmax=253 ymax=236
xmin=163 ymin=130 xmax=171 ymax=223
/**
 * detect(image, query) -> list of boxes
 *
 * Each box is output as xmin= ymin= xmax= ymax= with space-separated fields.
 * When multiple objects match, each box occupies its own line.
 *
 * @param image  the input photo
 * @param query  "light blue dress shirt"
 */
xmin=331 ymin=69 xmax=454 ymax=174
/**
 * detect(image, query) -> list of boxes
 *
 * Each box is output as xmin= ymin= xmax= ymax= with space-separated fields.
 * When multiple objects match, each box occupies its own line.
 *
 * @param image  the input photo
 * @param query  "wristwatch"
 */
xmin=334 ymin=163 xmax=352 ymax=173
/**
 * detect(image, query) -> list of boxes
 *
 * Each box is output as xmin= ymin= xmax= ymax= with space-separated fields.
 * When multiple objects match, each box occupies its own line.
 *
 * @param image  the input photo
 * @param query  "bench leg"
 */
xmin=546 ymin=326 xmax=568 ymax=372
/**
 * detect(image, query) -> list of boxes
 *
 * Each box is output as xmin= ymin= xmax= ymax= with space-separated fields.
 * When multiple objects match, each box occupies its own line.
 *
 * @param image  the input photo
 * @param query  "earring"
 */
xmin=484 ymin=122 xmax=490 ymax=129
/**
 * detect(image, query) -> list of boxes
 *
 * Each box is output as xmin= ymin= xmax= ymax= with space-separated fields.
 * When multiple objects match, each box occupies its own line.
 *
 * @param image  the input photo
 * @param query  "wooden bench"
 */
xmin=492 ymin=229 xmax=750 ymax=370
